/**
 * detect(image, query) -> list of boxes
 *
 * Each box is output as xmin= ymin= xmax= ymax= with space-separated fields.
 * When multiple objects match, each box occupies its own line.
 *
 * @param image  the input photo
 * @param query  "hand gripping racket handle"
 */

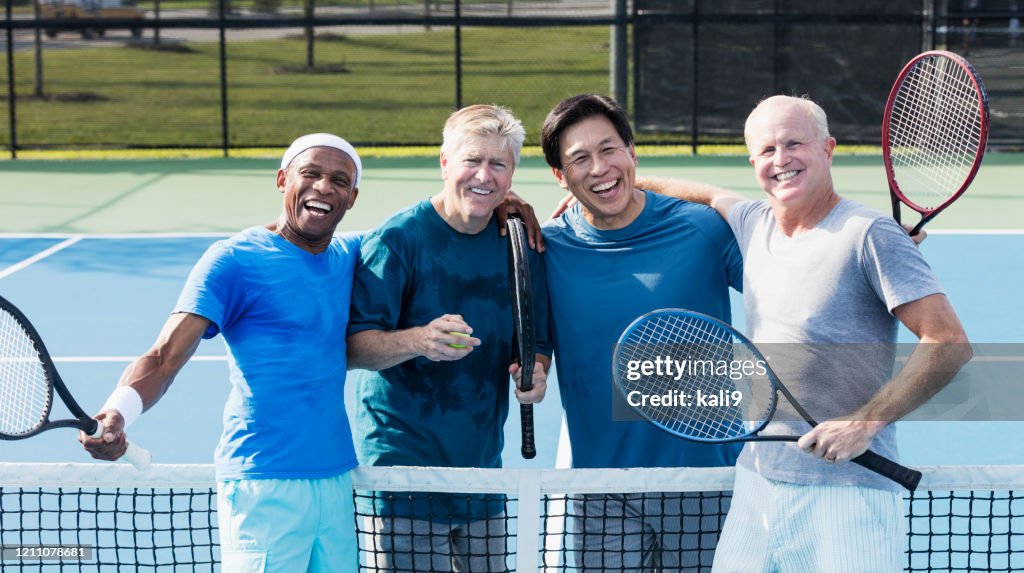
xmin=520 ymin=404 xmax=536 ymax=459
xmin=88 ymin=424 xmax=152 ymax=471
xmin=851 ymin=449 xmax=921 ymax=491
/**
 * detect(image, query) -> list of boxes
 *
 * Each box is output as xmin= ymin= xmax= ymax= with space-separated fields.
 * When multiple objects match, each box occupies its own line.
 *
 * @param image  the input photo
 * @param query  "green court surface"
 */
xmin=1 ymin=152 xmax=1021 ymax=234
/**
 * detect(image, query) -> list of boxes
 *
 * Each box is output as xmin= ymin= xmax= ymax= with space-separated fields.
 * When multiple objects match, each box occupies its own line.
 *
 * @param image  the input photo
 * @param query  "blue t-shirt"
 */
xmin=175 ymin=226 xmax=361 ymax=480
xmin=543 ymin=191 xmax=743 ymax=468
xmin=348 ymin=200 xmax=551 ymax=470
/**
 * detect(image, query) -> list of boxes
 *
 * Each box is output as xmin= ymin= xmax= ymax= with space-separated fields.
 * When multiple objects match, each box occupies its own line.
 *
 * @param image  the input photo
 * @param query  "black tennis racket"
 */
xmin=883 ymin=50 xmax=989 ymax=236
xmin=612 ymin=309 xmax=921 ymax=491
xmin=506 ymin=215 xmax=536 ymax=460
xmin=0 ymin=295 xmax=151 ymax=469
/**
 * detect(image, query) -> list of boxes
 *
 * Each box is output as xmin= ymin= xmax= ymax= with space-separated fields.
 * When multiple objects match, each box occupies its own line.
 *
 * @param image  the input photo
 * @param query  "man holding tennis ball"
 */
xmin=346 ymin=104 xmax=551 ymax=572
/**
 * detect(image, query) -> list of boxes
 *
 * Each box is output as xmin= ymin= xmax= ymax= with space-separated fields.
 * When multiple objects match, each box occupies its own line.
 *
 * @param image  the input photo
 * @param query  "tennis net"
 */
xmin=0 ymin=463 xmax=1021 ymax=571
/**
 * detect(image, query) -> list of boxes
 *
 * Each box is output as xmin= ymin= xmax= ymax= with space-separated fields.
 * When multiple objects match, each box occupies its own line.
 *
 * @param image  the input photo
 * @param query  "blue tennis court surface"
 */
xmin=0 ymin=232 xmax=1021 ymax=468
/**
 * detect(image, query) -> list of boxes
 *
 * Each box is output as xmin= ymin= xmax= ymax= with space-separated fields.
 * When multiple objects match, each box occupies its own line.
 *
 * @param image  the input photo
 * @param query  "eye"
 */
xmin=301 ymin=169 xmax=319 ymax=178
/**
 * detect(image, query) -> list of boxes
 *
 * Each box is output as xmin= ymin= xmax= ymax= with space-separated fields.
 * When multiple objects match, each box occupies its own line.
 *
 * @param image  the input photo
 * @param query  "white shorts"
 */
xmin=217 ymin=472 xmax=357 ymax=573
xmin=712 ymin=465 xmax=905 ymax=573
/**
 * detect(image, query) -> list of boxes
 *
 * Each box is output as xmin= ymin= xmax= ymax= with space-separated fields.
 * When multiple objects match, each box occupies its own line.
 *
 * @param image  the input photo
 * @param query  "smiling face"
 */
xmin=438 ymin=134 xmax=515 ymax=232
xmin=745 ymin=97 xmax=836 ymax=208
xmin=552 ymin=114 xmax=642 ymax=230
xmin=275 ymin=146 xmax=359 ymax=253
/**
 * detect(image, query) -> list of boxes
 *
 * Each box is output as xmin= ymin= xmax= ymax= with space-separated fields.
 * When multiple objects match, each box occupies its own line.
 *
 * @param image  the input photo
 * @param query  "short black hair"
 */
xmin=540 ymin=94 xmax=634 ymax=170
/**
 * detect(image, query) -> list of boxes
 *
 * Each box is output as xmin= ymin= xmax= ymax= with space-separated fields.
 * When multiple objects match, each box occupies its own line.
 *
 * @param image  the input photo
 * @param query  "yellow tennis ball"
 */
xmin=448 ymin=331 xmax=470 ymax=349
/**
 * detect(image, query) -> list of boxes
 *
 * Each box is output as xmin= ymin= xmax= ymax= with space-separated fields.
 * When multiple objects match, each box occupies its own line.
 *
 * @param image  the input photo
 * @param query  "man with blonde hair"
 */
xmin=347 ymin=104 xmax=551 ymax=572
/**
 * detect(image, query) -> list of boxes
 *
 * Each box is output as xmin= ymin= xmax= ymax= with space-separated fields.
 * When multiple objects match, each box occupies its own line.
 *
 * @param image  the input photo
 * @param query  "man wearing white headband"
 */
xmin=81 ymin=133 xmax=364 ymax=572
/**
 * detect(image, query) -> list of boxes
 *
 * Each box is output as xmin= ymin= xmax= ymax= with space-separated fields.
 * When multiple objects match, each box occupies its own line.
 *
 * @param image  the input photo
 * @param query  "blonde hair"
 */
xmin=442 ymin=104 xmax=526 ymax=165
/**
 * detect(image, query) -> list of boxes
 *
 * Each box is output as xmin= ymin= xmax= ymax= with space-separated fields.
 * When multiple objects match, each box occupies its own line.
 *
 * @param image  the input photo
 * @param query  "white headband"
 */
xmin=280 ymin=133 xmax=362 ymax=188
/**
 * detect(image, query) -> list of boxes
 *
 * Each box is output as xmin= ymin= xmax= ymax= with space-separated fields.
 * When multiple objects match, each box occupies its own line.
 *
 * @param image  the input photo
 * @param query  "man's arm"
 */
xmin=798 ymin=293 xmax=972 ymax=463
xmin=510 ymin=353 xmax=552 ymax=404
xmin=635 ymin=176 xmax=746 ymax=220
xmin=347 ymin=313 xmax=481 ymax=371
xmin=80 ymin=312 xmax=210 ymax=461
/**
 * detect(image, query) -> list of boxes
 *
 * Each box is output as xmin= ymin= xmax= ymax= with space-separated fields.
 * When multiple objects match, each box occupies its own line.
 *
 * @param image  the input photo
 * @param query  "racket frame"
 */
xmin=0 ymin=295 xmax=151 ymax=469
xmin=613 ymin=309 xmax=922 ymax=491
xmin=506 ymin=215 xmax=537 ymax=460
xmin=881 ymin=49 xmax=989 ymax=236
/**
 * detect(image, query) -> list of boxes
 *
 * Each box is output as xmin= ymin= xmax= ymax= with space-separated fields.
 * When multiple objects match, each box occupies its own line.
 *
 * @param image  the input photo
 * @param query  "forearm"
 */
xmin=635 ymin=175 xmax=744 ymax=217
xmin=347 ymin=329 xmax=422 ymax=371
xmin=852 ymin=339 xmax=972 ymax=425
xmin=115 ymin=312 xmax=205 ymax=412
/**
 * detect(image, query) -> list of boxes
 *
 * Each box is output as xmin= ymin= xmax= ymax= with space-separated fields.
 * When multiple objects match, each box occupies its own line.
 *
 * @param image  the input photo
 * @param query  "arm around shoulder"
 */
xmin=635 ymin=175 xmax=744 ymax=219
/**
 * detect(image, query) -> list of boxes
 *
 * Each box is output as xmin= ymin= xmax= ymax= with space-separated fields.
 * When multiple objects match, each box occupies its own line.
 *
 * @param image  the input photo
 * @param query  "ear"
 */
xmin=628 ymin=143 xmax=638 ymax=165
xmin=824 ymin=137 xmax=837 ymax=163
xmin=346 ymin=187 xmax=359 ymax=209
xmin=440 ymin=151 xmax=449 ymax=180
xmin=276 ymin=169 xmax=287 ymax=193
xmin=551 ymin=166 xmax=570 ymax=190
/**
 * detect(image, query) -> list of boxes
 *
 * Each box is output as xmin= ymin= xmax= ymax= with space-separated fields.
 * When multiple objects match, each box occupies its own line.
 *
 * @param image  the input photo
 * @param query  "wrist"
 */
xmin=100 ymin=386 xmax=144 ymax=428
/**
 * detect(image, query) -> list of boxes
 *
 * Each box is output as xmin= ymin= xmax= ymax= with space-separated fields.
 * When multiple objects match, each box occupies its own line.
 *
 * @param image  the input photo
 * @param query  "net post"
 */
xmin=515 ymin=470 xmax=541 ymax=571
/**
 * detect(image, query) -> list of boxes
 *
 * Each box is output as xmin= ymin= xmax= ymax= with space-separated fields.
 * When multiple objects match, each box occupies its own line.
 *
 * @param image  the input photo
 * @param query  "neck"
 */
xmin=584 ymin=188 xmax=647 ymax=230
xmin=430 ymin=194 xmax=491 ymax=235
xmin=267 ymin=218 xmax=331 ymax=254
xmin=772 ymin=187 xmax=841 ymax=237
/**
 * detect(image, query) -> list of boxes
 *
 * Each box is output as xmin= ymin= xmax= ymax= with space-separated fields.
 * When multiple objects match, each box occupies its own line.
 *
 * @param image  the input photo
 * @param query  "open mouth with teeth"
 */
xmin=304 ymin=200 xmax=333 ymax=216
xmin=469 ymin=187 xmax=493 ymax=196
xmin=591 ymin=180 xmax=618 ymax=194
xmin=773 ymin=170 xmax=800 ymax=182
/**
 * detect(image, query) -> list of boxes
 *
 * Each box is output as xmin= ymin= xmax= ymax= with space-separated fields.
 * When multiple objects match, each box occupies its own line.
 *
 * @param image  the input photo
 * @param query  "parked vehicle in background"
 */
xmin=39 ymin=0 xmax=145 ymax=39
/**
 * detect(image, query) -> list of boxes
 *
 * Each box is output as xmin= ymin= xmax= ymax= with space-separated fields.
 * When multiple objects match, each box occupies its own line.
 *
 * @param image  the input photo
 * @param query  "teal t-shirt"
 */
xmin=348 ymin=200 xmax=551 ymax=518
xmin=543 ymin=191 xmax=743 ymax=469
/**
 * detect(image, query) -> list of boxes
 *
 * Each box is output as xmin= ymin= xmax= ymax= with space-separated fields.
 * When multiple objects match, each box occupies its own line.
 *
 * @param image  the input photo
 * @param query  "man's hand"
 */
xmin=494 ymin=191 xmax=545 ymax=251
xmin=416 ymin=314 xmax=481 ymax=362
xmin=78 ymin=410 xmax=128 ymax=462
xmin=550 ymin=192 xmax=577 ymax=219
xmin=796 ymin=419 xmax=886 ymax=464
xmin=509 ymin=359 xmax=548 ymax=404
xmin=904 ymin=224 xmax=927 ymax=245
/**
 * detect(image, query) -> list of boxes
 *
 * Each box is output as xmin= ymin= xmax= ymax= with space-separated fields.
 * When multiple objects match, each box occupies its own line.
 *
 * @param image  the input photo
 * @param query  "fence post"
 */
xmin=5 ymin=0 xmax=16 ymax=159
xmin=690 ymin=1 xmax=699 ymax=155
xmin=454 ymin=0 xmax=462 ymax=110
xmin=305 ymin=0 xmax=314 ymax=68
xmin=610 ymin=0 xmax=627 ymax=109
xmin=219 ymin=0 xmax=229 ymax=157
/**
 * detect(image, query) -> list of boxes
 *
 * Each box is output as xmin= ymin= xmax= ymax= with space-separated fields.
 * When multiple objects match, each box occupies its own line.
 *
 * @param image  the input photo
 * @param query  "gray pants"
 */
xmin=568 ymin=492 xmax=729 ymax=572
xmin=367 ymin=516 xmax=509 ymax=572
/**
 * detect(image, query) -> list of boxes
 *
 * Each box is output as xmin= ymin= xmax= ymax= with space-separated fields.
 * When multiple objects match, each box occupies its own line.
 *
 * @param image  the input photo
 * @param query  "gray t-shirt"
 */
xmin=728 ymin=198 xmax=943 ymax=491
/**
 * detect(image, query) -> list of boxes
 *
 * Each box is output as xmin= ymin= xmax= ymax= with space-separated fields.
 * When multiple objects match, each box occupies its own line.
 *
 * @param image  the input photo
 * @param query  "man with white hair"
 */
xmin=81 ymin=133 xmax=365 ymax=572
xmin=642 ymin=95 xmax=971 ymax=571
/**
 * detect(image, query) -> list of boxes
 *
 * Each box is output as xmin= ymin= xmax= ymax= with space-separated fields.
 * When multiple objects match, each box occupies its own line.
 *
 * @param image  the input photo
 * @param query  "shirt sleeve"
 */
xmin=173 ymin=241 xmax=244 ymax=339
xmin=860 ymin=217 xmax=945 ymax=313
xmin=347 ymin=231 xmax=409 ymax=336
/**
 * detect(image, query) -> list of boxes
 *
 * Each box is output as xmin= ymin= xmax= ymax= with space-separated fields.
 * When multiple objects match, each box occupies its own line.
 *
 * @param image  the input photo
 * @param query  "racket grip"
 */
xmin=88 ymin=424 xmax=152 ymax=471
xmin=851 ymin=450 xmax=921 ymax=491
xmin=122 ymin=442 xmax=152 ymax=471
xmin=520 ymin=404 xmax=536 ymax=460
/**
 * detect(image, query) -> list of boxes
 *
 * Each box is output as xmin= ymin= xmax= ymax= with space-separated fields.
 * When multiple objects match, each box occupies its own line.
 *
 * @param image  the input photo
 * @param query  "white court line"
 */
xmin=0 ymin=236 xmax=83 ymax=280
xmin=53 ymin=356 xmax=228 ymax=363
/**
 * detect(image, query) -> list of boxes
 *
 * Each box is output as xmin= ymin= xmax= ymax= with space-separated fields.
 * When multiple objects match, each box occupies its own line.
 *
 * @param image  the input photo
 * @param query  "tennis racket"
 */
xmin=882 ymin=50 xmax=989 ymax=236
xmin=612 ymin=309 xmax=921 ymax=491
xmin=0 ymin=295 xmax=151 ymax=470
xmin=506 ymin=215 xmax=536 ymax=460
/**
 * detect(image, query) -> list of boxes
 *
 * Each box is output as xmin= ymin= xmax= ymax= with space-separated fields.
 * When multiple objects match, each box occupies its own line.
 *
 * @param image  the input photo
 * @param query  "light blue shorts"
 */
xmin=216 ymin=472 xmax=357 ymax=573
xmin=712 ymin=465 xmax=905 ymax=573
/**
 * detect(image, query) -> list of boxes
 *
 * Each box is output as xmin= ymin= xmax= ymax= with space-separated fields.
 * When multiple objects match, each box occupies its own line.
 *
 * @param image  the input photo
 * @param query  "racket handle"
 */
xmin=88 ymin=424 xmax=152 ymax=471
xmin=520 ymin=404 xmax=536 ymax=460
xmin=122 ymin=442 xmax=153 ymax=471
xmin=851 ymin=450 xmax=921 ymax=491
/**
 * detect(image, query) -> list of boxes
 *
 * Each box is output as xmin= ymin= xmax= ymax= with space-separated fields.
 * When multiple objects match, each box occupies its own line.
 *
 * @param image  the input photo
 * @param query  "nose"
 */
xmin=475 ymin=164 xmax=494 ymax=183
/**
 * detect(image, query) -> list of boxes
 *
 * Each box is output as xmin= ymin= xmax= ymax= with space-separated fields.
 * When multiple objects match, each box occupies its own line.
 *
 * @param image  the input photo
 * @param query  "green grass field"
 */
xmin=4 ymin=26 xmax=614 ymax=149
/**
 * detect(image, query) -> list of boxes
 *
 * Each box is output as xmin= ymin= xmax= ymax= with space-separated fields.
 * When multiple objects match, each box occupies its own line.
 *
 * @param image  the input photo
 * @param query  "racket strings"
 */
xmin=617 ymin=314 xmax=773 ymax=440
xmin=888 ymin=55 xmax=985 ymax=208
xmin=0 ymin=309 xmax=52 ymax=436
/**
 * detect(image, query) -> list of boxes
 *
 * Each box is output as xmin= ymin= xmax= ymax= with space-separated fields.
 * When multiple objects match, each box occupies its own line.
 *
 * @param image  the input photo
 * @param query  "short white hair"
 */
xmin=441 ymin=105 xmax=526 ymax=165
xmin=744 ymin=95 xmax=831 ymax=152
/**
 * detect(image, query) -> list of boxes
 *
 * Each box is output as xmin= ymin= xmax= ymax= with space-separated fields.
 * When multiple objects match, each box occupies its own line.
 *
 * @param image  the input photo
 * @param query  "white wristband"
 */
xmin=100 ymin=386 xmax=144 ymax=428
